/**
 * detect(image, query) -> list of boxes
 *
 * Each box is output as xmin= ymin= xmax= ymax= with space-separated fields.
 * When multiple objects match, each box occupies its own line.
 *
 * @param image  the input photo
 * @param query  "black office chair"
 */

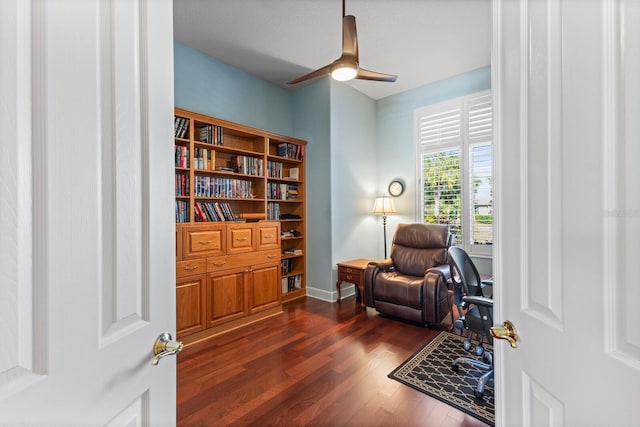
xmin=448 ymin=246 xmax=493 ymax=400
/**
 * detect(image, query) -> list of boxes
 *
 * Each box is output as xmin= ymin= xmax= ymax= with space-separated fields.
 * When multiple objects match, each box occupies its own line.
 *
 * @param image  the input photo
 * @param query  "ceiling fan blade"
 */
xmin=356 ymin=68 xmax=398 ymax=82
xmin=342 ymin=15 xmax=358 ymax=60
xmin=287 ymin=64 xmax=332 ymax=84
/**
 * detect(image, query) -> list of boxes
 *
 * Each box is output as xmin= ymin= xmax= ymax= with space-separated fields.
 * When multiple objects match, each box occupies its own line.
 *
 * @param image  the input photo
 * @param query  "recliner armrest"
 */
xmin=367 ymin=259 xmax=394 ymax=272
xmin=425 ymin=264 xmax=452 ymax=280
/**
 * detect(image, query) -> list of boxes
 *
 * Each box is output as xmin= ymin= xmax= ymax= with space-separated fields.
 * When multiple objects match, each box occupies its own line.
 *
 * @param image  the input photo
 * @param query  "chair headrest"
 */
xmin=392 ymin=223 xmax=451 ymax=249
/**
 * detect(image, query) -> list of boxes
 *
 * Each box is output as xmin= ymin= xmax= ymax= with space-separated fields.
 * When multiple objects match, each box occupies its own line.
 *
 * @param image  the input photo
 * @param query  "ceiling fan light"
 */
xmin=331 ymin=66 xmax=358 ymax=81
xmin=330 ymin=58 xmax=358 ymax=81
xmin=331 ymin=66 xmax=357 ymax=81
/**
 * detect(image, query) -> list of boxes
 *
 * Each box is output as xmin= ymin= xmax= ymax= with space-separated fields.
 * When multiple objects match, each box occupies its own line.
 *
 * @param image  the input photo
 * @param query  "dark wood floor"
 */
xmin=177 ymin=297 xmax=490 ymax=427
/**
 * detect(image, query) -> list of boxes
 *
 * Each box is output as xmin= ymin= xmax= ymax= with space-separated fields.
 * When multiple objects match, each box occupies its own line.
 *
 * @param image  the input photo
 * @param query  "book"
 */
xmin=203 ymin=202 xmax=220 ymax=221
xmin=288 ymin=167 xmax=299 ymax=180
xmin=194 ymin=202 xmax=208 ymax=222
xmin=213 ymin=202 xmax=226 ymax=222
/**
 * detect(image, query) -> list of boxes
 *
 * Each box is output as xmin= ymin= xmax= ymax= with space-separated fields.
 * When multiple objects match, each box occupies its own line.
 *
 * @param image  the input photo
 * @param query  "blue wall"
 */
xmin=174 ymin=42 xmax=294 ymax=136
xmin=376 ymin=65 xmax=492 ymax=225
xmin=291 ymin=79 xmax=333 ymax=297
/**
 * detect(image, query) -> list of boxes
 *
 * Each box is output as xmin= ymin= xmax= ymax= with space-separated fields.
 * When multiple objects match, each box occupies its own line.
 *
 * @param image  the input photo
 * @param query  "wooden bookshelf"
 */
xmin=174 ymin=108 xmax=307 ymax=342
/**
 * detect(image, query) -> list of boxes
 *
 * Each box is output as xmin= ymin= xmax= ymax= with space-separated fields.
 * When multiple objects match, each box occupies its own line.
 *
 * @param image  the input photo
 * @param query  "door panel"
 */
xmin=208 ymin=268 xmax=247 ymax=325
xmin=250 ymin=263 xmax=281 ymax=313
xmin=177 ymin=275 xmax=207 ymax=337
xmin=604 ymin=0 xmax=640 ymax=369
xmin=494 ymin=0 xmax=640 ymax=425
xmin=0 ymin=0 xmax=176 ymax=424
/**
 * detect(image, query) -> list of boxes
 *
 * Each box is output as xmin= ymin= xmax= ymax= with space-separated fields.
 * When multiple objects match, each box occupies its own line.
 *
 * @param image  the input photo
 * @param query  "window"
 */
xmin=415 ymin=91 xmax=492 ymax=256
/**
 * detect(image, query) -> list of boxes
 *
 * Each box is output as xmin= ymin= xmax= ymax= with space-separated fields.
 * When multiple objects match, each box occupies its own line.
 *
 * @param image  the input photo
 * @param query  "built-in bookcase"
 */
xmin=174 ymin=107 xmax=307 ymax=335
xmin=266 ymin=138 xmax=306 ymax=301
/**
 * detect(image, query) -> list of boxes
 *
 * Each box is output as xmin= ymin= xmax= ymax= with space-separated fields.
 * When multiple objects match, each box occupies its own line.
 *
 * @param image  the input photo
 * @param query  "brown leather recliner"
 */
xmin=364 ymin=223 xmax=453 ymax=326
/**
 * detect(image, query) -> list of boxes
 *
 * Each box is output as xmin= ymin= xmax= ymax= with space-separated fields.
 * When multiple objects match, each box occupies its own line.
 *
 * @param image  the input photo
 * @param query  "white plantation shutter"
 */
xmin=418 ymin=106 xmax=462 ymax=148
xmin=468 ymin=92 xmax=493 ymax=142
xmin=416 ymin=90 xmax=493 ymax=255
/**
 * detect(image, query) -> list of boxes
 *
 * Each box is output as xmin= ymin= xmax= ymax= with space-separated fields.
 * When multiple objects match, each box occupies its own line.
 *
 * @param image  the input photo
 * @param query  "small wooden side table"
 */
xmin=336 ymin=259 xmax=371 ymax=304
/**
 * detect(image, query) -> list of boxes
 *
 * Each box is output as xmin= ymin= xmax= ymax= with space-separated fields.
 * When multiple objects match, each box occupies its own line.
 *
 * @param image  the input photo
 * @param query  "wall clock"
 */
xmin=388 ymin=180 xmax=405 ymax=197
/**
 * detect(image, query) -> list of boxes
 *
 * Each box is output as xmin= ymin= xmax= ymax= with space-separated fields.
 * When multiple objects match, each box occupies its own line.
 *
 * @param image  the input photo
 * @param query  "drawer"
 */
xmin=256 ymin=223 xmax=280 ymax=251
xmin=182 ymin=225 xmax=225 ymax=259
xmin=207 ymin=249 xmax=280 ymax=273
xmin=339 ymin=269 xmax=363 ymax=284
xmin=176 ymin=259 xmax=206 ymax=278
xmin=227 ymin=224 xmax=254 ymax=254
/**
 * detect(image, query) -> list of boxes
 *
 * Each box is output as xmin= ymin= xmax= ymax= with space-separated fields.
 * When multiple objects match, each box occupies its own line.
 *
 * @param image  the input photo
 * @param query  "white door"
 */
xmin=0 ymin=0 xmax=176 ymax=425
xmin=494 ymin=0 xmax=640 ymax=425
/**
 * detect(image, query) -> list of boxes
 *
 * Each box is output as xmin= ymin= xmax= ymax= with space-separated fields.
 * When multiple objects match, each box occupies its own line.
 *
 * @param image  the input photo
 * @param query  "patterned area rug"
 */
xmin=388 ymin=331 xmax=495 ymax=426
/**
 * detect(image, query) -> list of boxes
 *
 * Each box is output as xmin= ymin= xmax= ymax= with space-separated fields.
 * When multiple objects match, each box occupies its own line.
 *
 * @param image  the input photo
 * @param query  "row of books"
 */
xmin=199 ymin=124 xmax=224 ymax=145
xmin=194 ymin=176 xmax=253 ymax=199
xmin=280 ymin=259 xmax=292 ymax=276
xmin=175 ymin=200 xmax=189 ymax=223
xmin=175 ymin=173 xmax=189 ymax=196
xmin=276 ymin=142 xmax=304 ymax=160
xmin=267 ymin=162 xmax=300 ymax=181
xmin=267 ymin=183 xmax=298 ymax=200
xmin=194 ymin=201 xmax=236 ymax=222
xmin=231 ymin=155 xmax=263 ymax=176
xmin=267 ymin=160 xmax=284 ymax=178
xmin=267 ymin=202 xmax=280 ymax=220
xmin=282 ymin=274 xmax=302 ymax=293
xmin=174 ymin=116 xmax=189 ymax=139
xmin=175 ymin=145 xmax=189 ymax=168
xmin=194 ymin=147 xmax=215 ymax=171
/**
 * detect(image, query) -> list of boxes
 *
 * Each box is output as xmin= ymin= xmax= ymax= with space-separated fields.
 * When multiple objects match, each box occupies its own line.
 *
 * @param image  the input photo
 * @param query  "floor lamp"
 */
xmin=372 ymin=196 xmax=397 ymax=259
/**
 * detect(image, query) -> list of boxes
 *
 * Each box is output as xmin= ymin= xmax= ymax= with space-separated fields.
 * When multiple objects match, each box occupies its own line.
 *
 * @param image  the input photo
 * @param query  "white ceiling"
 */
xmin=173 ymin=0 xmax=491 ymax=100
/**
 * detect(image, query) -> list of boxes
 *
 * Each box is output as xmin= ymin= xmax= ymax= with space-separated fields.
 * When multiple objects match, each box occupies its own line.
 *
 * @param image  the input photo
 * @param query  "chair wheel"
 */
xmin=474 ymin=390 xmax=484 ymax=400
xmin=475 ymin=345 xmax=484 ymax=356
xmin=463 ymin=341 xmax=472 ymax=351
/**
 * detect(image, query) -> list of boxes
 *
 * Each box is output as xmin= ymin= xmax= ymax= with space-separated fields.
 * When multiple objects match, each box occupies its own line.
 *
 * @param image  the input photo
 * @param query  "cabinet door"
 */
xmin=207 ymin=267 xmax=248 ymax=326
xmin=176 ymin=274 xmax=206 ymax=338
xmin=249 ymin=263 xmax=280 ymax=313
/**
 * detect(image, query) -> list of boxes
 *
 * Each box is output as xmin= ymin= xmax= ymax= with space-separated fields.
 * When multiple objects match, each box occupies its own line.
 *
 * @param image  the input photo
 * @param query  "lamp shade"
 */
xmin=372 ymin=196 xmax=397 ymax=215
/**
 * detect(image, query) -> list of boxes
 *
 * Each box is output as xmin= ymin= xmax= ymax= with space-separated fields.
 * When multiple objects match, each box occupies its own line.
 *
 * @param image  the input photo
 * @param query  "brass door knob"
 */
xmin=490 ymin=320 xmax=519 ymax=348
xmin=152 ymin=332 xmax=183 ymax=365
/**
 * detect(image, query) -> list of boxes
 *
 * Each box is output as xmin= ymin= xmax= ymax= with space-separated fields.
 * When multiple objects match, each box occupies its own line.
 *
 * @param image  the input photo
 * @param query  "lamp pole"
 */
xmin=382 ymin=213 xmax=389 ymax=259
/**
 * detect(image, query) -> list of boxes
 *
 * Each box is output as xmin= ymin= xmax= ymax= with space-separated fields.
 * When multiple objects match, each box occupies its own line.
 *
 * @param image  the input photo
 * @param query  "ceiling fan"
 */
xmin=288 ymin=0 xmax=397 ymax=84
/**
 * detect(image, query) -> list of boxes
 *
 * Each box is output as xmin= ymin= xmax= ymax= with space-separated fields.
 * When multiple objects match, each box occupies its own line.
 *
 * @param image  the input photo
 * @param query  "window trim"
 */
xmin=414 ymin=90 xmax=493 ymax=257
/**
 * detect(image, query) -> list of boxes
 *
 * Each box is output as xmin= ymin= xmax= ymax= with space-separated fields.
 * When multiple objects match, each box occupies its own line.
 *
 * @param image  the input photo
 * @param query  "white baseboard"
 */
xmin=305 ymin=284 xmax=357 ymax=303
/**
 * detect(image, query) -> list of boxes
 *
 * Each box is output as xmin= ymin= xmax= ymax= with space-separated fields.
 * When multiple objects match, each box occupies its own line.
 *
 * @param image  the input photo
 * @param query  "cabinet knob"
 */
xmin=184 ymin=265 xmax=199 ymax=272
xmin=236 ymin=237 xmax=248 ymax=241
xmin=199 ymin=240 xmax=212 ymax=245
xmin=213 ymin=261 xmax=227 ymax=267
